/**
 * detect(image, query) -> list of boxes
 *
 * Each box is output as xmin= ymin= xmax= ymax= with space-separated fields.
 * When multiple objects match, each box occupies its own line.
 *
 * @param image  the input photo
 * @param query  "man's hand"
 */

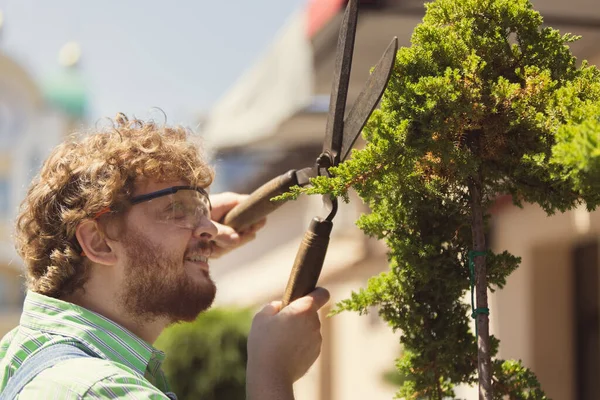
xmin=246 ymin=288 xmax=331 ymax=400
xmin=209 ymin=192 xmax=266 ymax=258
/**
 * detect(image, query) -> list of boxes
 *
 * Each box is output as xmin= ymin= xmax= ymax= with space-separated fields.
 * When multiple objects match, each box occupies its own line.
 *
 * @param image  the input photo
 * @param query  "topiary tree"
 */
xmin=155 ymin=307 xmax=253 ymax=400
xmin=284 ymin=0 xmax=600 ymax=398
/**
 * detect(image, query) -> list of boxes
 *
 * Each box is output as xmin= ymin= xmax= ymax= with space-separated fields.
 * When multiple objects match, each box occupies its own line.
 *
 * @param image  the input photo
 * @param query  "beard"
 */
xmin=119 ymin=226 xmax=216 ymax=324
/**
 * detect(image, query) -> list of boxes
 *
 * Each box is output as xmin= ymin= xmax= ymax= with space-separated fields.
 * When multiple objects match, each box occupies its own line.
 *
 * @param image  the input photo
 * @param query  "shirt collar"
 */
xmin=20 ymin=291 xmax=165 ymax=376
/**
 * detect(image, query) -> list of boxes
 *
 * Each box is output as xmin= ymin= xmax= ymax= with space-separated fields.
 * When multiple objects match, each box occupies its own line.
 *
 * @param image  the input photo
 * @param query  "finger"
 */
xmin=212 ymin=221 xmax=241 ymax=248
xmin=249 ymin=218 xmax=267 ymax=232
xmin=238 ymin=218 xmax=267 ymax=235
xmin=210 ymin=192 xmax=249 ymax=222
xmin=209 ymin=224 xmax=258 ymax=259
xmin=256 ymin=301 xmax=282 ymax=318
xmin=237 ymin=232 xmax=257 ymax=247
xmin=305 ymin=287 xmax=330 ymax=312
xmin=286 ymin=287 xmax=330 ymax=313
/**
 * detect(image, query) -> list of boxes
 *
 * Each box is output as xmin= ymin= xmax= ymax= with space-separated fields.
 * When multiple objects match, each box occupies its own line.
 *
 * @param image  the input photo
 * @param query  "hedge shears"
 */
xmin=222 ymin=0 xmax=398 ymax=306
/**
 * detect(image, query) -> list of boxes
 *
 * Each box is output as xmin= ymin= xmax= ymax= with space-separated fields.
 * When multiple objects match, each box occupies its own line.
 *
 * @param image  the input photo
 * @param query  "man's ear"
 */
xmin=76 ymin=220 xmax=118 ymax=265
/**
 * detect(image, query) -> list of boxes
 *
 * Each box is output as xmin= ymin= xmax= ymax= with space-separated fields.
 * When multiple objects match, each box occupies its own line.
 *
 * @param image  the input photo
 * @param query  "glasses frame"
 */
xmin=128 ymin=185 xmax=212 ymax=210
xmin=91 ymin=185 xmax=211 ymax=220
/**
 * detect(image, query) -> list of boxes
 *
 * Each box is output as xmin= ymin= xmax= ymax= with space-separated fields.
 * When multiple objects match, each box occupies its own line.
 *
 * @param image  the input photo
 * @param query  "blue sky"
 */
xmin=0 ymin=0 xmax=306 ymax=126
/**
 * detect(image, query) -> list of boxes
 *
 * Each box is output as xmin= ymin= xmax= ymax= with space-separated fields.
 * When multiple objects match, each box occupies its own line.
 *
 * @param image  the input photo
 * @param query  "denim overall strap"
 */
xmin=0 ymin=344 xmax=92 ymax=400
xmin=0 ymin=343 xmax=178 ymax=400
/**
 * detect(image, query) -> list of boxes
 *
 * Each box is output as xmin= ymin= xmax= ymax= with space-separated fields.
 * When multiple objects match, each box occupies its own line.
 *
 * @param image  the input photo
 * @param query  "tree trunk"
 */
xmin=468 ymin=177 xmax=492 ymax=400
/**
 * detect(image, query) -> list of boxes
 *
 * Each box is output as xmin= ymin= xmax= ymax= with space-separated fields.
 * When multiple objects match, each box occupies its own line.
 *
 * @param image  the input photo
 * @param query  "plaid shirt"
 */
xmin=0 ymin=291 xmax=174 ymax=399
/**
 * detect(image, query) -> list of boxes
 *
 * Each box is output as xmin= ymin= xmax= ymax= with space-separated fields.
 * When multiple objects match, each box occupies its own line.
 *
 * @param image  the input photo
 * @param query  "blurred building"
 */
xmin=203 ymin=0 xmax=600 ymax=399
xmin=0 ymin=35 xmax=87 ymax=335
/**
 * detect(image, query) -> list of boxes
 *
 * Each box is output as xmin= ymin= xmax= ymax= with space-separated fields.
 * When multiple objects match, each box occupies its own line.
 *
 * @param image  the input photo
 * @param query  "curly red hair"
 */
xmin=15 ymin=113 xmax=214 ymax=297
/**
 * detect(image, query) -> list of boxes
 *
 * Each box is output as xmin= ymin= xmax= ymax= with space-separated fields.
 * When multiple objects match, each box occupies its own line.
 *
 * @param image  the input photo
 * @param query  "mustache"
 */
xmin=192 ymin=241 xmax=211 ymax=249
xmin=185 ymin=240 xmax=213 ymax=257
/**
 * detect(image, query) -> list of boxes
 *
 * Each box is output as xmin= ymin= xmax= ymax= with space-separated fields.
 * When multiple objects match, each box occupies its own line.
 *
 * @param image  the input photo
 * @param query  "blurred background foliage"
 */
xmin=155 ymin=307 xmax=254 ymax=400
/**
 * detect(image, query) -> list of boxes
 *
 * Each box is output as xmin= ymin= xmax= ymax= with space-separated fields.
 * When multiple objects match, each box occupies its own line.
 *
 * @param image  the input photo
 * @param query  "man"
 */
xmin=0 ymin=114 xmax=329 ymax=399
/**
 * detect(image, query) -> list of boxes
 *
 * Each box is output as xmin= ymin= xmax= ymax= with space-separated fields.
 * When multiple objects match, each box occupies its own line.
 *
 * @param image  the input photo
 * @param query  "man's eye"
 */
xmin=169 ymin=203 xmax=187 ymax=218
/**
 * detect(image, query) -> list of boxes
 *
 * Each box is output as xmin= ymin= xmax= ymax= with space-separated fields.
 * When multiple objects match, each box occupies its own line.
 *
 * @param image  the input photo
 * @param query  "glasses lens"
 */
xmin=141 ymin=189 xmax=211 ymax=229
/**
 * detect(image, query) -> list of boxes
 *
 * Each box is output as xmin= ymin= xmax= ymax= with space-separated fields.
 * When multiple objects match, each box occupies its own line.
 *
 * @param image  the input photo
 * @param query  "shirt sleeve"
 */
xmin=83 ymin=374 xmax=172 ymax=400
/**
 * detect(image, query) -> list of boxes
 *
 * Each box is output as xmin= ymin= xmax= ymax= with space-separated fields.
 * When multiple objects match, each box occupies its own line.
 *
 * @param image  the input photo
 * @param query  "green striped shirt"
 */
xmin=0 ymin=291 xmax=175 ymax=399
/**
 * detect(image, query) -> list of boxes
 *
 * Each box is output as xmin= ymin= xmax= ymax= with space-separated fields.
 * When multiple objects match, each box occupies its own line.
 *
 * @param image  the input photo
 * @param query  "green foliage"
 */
xmin=550 ymin=79 xmax=600 ymax=206
xmin=155 ymin=307 xmax=253 ymax=400
xmin=492 ymin=360 xmax=547 ymax=399
xmin=295 ymin=0 xmax=600 ymax=398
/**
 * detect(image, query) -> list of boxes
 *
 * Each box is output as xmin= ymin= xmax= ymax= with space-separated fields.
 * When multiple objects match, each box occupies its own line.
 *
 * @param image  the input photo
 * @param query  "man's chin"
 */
xmin=125 ymin=281 xmax=217 ymax=325
xmin=168 ymin=282 xmax=217 ymax=323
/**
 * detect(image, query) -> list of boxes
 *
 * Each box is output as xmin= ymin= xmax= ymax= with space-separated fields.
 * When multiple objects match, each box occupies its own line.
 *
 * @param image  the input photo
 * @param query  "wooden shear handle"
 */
xmin=282 ymin=218 xmax=333 ymax=307
xmin=222 ymin=170 xmax=298 ymax=232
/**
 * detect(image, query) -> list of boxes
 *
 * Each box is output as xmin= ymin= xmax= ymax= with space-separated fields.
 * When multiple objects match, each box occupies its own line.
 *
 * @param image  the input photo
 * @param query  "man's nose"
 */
xmin=192 ymin=216 xmax=218 ymax=239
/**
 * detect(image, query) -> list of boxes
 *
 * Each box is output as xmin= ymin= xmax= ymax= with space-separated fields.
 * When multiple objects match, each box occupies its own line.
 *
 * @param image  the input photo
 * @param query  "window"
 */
xmin=572 ymin=241 xmax=600 ymax=400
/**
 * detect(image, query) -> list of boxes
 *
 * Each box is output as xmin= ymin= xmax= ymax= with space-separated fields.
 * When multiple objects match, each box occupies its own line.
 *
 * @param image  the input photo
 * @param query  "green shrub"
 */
xmin=155 ymin=307 xmax=253 ymax=400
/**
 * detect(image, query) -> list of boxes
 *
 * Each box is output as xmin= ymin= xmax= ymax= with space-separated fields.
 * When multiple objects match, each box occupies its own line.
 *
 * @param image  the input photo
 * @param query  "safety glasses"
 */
xmin=93 ymin=185 xmax=212 ymax=229
xmin=129 ymin=185 xmax=211 ymax=229
xmin=82 ymin=186 xmax=211 ymax=257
